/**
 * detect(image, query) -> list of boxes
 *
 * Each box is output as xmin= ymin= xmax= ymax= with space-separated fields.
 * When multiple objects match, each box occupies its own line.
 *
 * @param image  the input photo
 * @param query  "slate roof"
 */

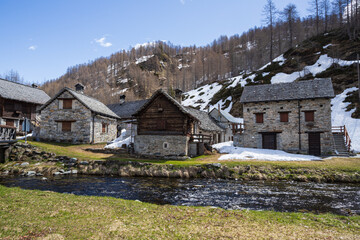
xmin=0 ymin=78 xmax=50 ymax=105
xmin=107 ymin=99 xmax=148 ymax=119
xmin=184 ymin=107 xmax=225 ymax=132
xmin=240 ymin=78 xmax=335 ymax=103
xmin=133 ymin=89 xmax=224 ymax=132
xmin=39 ymin=88 xmax=120 ymax=119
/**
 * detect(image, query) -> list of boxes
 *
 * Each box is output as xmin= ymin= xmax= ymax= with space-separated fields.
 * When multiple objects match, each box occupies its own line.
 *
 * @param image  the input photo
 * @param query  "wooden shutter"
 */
xmin=63 ymin=99 xmax=72 ymax=109
xmin=102 ymin=123 xmax=106 ymax=133
xmin=255 ymin=113 xmax=263 ymax=123
xmin=62 ymin=121 xmax=71 ymax=132
xmin=305 ymin=111 xmax=314 ymax=122
xmin=280 ymin=112 xmax=289 ymax=122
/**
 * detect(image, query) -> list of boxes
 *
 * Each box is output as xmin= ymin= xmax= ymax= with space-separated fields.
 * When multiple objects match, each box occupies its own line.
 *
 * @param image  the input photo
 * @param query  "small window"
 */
xmin=280 ymin=112 xmax=289 ymax=122
xmin=305 ymin=111 xmax=314 ymax=122
xmin=255 ymin=113 xmax=264 ymax=123
xmin=102 ymin=123 xmax=108 ymax=133
xmin=163 ymin=142 xmax=169 ymax=149
xmin=63 ymin=99 xmax=73 ymax=109
xmin=62 ymin=121 xmax=72 ymax=132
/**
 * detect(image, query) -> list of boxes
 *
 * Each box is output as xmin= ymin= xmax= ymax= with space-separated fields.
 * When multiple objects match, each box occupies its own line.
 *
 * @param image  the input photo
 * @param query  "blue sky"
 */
xmin=0 ymin=0 xmax=308 ymax=84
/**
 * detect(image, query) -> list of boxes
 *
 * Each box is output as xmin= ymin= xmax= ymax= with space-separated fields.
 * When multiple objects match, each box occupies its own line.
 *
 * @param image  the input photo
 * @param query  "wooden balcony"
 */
xmin=190 ymin=134 xmax=212 ymax=143
xmin=0 ymin=125 xmax=17 ymax=144
xmin=231 ymin=123 xmax=244 ymax=134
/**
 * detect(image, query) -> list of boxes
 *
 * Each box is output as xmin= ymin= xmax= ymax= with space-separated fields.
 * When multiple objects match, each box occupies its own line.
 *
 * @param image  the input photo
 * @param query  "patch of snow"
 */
xmin=117 ymin=78 xmax=128 ymax=84
xmin=271 ymin=71 xmax=301 ymax=84
xmin=105 ymin=137 xmax=130 ymax=149
xmin=16 ymin=133 xmax=33 ymax=140
xmin=221 ymin=111 xmax=243 ymax=124
xmin=331 ymin=87 xmax=360 ymax=152
xmin=111 ymin=88 xmax=129 ymax=96
xmin=135 ymin=55 xmax=154 ymax=64
xmin=323 ymin=44 xmax=332 ymax=49
xmin=260 ymin=54 xmax=286 ymax=70
xmin=212 ymin=142 xmax=321 ymax=161
xmin=182 ymin=82 xmax=223 ymax=110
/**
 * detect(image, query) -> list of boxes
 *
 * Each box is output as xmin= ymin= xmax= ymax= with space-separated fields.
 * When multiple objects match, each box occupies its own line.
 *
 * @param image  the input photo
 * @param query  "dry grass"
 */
xmin=22 ymin=140 xmax=360 ymax=172
xmin=0 ymin=186 xmax=359 ymax=239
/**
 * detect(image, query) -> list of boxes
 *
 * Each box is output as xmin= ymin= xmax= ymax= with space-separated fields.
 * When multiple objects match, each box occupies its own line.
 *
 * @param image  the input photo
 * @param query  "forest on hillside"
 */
xmin=39 ymin=0 xmax=360 ymax=104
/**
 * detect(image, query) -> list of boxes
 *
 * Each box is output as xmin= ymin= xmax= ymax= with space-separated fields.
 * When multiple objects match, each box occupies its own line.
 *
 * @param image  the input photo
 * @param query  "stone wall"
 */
xmin=238 ymin=98 xmax=333 ymax=155
xmin=134 ymin=135 xmax=189 ymax=157
xmin=93 ymin=115 xmax=117 ymax=143
xmin=40 ymin=91 xmax=92 ymax=143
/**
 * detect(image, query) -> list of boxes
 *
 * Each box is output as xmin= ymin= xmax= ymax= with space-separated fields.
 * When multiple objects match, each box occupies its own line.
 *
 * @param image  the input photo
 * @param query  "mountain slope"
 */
xmin=182 ymin=29 xmax=360 ymax=152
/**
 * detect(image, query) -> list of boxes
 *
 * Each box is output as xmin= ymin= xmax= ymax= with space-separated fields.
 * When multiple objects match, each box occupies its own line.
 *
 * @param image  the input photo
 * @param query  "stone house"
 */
xmin=209 ymin=107 xmax=243 ymax=142
xmin=133 ymin=89 xmax=224 ymax=158
xmin=107 ymin=95 xmax=148 ymax=142
xmin=39 ymin=84 xmax=120 ymax=144
xmin=0 ymin=78 xmax=50 ymax=132
xmin=235 ymin=79 xmax=335 ymax=156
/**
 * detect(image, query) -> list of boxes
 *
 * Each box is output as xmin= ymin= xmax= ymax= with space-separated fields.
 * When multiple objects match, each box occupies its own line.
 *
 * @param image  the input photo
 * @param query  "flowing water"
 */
xmin=1 ymin=175 xmax=359 ymax=215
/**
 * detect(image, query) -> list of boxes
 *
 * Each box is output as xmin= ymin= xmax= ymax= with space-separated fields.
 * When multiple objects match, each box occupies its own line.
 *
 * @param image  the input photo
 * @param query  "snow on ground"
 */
xmin=331 ymin=87 xmax=360 ymax=152
xmin=212 ymin=142 xmax=321 ymax=161
xmin=221 ymin=110 xmax=243 ymax=124
xmin=105 ymin=129 xmax=130 ymax=149
xmin=111 ymin=88 xmax=128 ymax=96
xmin=271 ymin=54 xmax=357 ymax=84
xmin=182 ymin=82 xmax=223 ymax=110
xmin=260 ymin=54 xmax=286 ymax=70
xmin=135 ymin=55 xmax=154 ymax=64
xmin=16 ymin=133 xmax=33 ymax=140
xmin=105 ymin=137 xmax=130 ymax=149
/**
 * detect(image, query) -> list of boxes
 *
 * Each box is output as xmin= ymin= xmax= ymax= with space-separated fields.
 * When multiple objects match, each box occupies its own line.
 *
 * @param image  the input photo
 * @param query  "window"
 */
xmin=6 ymin=119 xmax=14 ymax=127
xmin=280 ymin=112 xmax=289 ymax=122
xmin=62 ymin=121 xmax=72 ymax=132
xmin=63 ymin=99 xmax=73 ymax=109
xmin=102 ymin=123 xmax=108 ymax=133
xmin=255 ymin=113 xmax=264 ymax=123
xmin=305 ymin=111 xmax=315 ymax=122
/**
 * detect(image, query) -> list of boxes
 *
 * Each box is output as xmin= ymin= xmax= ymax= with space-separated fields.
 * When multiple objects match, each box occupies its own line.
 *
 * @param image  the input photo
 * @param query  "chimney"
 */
xmin=174 ymin=88 xmax=183 ymax=104
xmin=75 ymin=83 xmax=85 ymax=93
xmin=120 ymin=94 xmax=126 ymax=104
xmin=31 ymin=83 xmax=38 ymax=88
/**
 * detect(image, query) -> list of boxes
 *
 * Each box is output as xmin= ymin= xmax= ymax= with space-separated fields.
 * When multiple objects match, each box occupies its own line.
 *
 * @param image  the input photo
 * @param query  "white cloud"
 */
xmin=180 ymin=0 xmax=185 ymax=4
xmin=28 ymin=45 xmax=37 ymax=51
xmin=95 ymin=37 xmax=112 ymax=47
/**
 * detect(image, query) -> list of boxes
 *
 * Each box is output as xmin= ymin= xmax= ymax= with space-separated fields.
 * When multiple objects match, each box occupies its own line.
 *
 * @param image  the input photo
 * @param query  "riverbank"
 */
xmin=0 ymin=185 xmax=359 ymax=239
xmin=1 ymin=142 xmax=359 ymax=183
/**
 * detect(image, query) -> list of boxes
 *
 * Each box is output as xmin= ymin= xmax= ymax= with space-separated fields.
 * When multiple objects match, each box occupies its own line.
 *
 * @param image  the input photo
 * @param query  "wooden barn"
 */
xmin=133 ymin=89 xmax=224 ymax=158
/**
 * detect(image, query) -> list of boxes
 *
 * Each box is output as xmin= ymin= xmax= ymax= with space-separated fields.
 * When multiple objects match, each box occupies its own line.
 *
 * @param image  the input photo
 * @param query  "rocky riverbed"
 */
xmin=1 ymin=143 xmax=359 ymax=183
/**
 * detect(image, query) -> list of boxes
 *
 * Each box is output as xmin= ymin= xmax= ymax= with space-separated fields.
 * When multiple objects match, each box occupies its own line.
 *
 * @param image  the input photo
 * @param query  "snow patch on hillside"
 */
xmin=135 ymin=55 xmax=154 ymax=64
xmin=331 ymin=87 xmax=360 ymax=152
xmin=271 ymin=54 xmax=357 ymax=84
xmin=182 ymin=82 xmax=222 ymax=110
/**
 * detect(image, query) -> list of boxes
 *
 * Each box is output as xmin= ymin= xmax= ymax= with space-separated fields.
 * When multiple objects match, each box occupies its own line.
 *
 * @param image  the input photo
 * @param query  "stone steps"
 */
xmin=332 ymin=134 xmax=350 ymax=157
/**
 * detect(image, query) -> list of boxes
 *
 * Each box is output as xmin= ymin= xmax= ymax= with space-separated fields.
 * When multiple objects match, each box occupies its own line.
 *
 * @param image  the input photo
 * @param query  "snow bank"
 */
xmin=331 ymin=87 xmax=360 ymax=152
xmin=104 ymin=129 xmax=130 ymax=149
xmin=212 ymin=142 xmax=321 ymax=161
xmin=16 ymin=133 xmax=33 ymax=140
xmin=105 ymin=137 xmax=130 ymax=149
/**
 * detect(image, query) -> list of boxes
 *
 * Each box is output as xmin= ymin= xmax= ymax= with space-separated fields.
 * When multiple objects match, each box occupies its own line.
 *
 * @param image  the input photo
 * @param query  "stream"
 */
xmin=1 ymin=175 xmax=359 ymax=215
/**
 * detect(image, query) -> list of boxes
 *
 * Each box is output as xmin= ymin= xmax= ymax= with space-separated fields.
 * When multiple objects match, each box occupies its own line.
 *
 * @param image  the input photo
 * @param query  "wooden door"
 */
xmin=308 ymin=132 xmax=321 ymax=156
xmin=262 ymin=133 xmax=277 ymax=150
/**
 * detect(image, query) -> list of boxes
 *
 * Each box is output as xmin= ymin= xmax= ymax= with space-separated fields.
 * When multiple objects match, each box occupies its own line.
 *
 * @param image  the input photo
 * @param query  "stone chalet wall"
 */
xmin=93 ymin=115 xmax=117 ymax=143
xmin=134 ymin=135 xmax=189 ymax=157
xmin=239 ymin=98 xmax=333 ymax=155
xmin=40 ymin=91 xmax=92 ymax=143
xmin=209 ymin=110 xmax=233 ymax=142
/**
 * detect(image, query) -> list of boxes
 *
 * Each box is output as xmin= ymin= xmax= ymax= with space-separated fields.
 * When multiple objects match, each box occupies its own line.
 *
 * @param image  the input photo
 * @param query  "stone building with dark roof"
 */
xmin=39 ymin=85 xmax=120 ymax=144
xmin=0 ymin=78 xmax=50 ymax=132
xmin=107 ymin=97 xmax=148 ymax=140
xmin=236 ymin=79 xmax=335 ymax=156
xmin=132 ymin=89 xmax=224 ymax=158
